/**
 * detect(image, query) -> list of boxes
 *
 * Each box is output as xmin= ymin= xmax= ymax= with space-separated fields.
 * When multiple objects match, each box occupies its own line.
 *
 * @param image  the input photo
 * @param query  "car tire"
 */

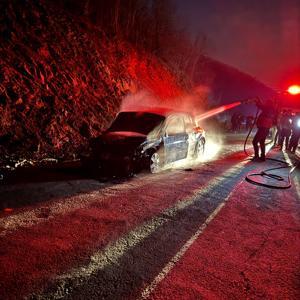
xmin=195 ymin=138 xmax=205 ymax=158
xmin=149 ymin=151 xmax=163 ymax=173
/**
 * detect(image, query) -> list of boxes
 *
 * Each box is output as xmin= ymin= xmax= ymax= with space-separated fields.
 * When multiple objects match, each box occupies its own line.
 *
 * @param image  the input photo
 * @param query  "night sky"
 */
xmin=172 ymin=0 xmax=300 ymax=89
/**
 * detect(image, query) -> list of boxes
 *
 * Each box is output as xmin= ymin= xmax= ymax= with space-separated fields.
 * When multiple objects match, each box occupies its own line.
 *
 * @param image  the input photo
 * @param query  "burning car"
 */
xmin=89 ymin=109 xmax=205 ymax=174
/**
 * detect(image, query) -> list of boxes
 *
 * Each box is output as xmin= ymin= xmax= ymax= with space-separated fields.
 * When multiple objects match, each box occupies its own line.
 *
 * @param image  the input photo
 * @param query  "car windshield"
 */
xmin=107 ymin=112 xmax=165 ymax=135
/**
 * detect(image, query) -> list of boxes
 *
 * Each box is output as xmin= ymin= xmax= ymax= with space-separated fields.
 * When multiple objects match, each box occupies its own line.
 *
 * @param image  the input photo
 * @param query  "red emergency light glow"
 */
xmin=287 ymin=85 xmax=300 ymax=95
xmin=195 ymin=101 xmax=241 ymax=123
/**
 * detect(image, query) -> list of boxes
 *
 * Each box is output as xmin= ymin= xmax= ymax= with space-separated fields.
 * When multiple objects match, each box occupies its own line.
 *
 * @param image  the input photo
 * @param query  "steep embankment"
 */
xmin=0 ymin=0 xmax=183 ymax=162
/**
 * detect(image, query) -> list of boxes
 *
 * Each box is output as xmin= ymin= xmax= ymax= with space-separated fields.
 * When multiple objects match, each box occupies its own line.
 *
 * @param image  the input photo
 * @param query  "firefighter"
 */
xmin=231 ymin=112 xmax=238 ymax=132
xmin=288 ymin=113 xmax=300 ymax=153
xmin=278 ymin=110 xmax=292 ymax=150
xmin=252 ymin=98 xmax=278 ymax=161
xmin=274 ymin=110 xmax=283 ymax=147
xmin=237 ymin=113 xmax=245 ymax=131
xmin=246 ymin=115 xmax=254 ymax=131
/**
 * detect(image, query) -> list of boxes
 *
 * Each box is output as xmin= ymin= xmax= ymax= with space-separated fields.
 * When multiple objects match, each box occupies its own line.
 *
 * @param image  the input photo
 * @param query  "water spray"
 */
xmin=194 ymin=97 xmax=259 ymax=124
xmin=195 ymin=101 xmax=242 ymax=123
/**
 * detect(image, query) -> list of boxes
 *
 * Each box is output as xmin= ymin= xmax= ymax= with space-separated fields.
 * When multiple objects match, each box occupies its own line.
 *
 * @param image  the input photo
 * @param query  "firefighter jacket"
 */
xmin=256 ymin=103 xmax=277 ymax=129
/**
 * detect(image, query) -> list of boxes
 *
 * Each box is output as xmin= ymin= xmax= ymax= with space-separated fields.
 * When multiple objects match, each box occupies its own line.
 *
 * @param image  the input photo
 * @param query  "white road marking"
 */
xmin=140 ymin=181 xmax=243 ymax=299
xmin=293 ymin=176 xmax=300 ymax=198
xmin=33 ymin=161 xmax=248 ymax=299
xmin=283 ymin=151 xmax=300 ymax=197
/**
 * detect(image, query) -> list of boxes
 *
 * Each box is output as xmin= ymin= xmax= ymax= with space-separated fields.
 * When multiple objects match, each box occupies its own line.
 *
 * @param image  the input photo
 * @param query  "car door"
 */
xmin=163 ymin=115 xmax=189 ymax=163
xmin=178 ymin=115 xmax=189 ymax=159
xmin=184 ymin=114 xmax=197 ymax=157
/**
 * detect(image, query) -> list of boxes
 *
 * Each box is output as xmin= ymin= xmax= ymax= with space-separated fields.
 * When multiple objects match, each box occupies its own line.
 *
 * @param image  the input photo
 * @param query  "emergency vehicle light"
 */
xmin=288 ymin=85 xmax=300 ymax=95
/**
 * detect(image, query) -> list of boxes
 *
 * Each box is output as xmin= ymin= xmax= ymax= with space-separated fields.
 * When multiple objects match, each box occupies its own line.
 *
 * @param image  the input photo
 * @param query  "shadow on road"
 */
xmin=0 ymin=162 xmax=134 ymax=211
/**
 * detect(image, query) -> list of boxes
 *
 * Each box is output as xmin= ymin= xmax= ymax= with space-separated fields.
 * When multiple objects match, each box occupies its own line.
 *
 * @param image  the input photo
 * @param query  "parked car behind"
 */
xmin=88 ymin=109 xmax=205 ymax=175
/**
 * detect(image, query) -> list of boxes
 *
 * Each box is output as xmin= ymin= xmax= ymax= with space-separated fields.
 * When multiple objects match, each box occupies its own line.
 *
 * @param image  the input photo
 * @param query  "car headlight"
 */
xmin=297 ymin=119 xmax=300 ymax=128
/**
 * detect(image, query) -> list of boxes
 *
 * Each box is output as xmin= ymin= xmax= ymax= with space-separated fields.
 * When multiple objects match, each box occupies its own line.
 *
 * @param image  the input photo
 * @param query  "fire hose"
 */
xmin=243 ymin=99 xmax=298 ymax=189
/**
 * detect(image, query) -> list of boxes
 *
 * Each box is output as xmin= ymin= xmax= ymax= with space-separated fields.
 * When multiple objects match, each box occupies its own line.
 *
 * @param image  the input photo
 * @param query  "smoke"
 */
xmin=120 ymin=90 xmax=161 ymax=112
xmin=120 ymin=85 xmax=211 ymax=116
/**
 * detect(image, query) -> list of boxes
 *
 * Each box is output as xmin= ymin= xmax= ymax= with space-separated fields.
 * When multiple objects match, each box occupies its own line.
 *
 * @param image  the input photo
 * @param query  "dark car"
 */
xmin=89 ymin=109 xmax=205 ymax=174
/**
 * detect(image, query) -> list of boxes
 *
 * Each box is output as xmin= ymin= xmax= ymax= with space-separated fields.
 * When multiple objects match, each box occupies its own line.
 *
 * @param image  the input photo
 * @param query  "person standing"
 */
xmin=288 ymin=114 xmax=300 ymax=153
xmin=246 ymin=115 xmax=254 ymax=131
xmin=274 ymin=111 xmax=283 ymax=147
xmin=252 ymin=98 xmax=278 ymax=161
xmin=231 ymin=113 xmax=238 ymax=132
xmin=238 ymin=114 xmax=245 ymax=131
xmin=278 ymin=110 xmax=292 ymax=150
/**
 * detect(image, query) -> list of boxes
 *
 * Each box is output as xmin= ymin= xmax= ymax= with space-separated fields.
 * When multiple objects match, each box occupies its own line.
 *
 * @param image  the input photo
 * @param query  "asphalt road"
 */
xmin=0 ymin=136 xmax=299 ymax=299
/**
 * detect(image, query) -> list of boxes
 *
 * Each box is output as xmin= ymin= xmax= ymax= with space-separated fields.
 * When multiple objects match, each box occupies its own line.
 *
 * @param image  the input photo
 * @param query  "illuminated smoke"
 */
xmin=120 ymin=85 xmax=211 ymax=116
xmin=120 ymin=90 xmax=161 ymax=112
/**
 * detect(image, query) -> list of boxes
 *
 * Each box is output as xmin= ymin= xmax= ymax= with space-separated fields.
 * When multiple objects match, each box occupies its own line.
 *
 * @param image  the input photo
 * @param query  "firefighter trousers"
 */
xmin=252 ymin=127 xmax=269 ymax=158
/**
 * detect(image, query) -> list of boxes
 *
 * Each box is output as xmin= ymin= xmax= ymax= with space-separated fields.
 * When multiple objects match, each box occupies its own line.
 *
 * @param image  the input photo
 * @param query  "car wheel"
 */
xmin=196 ymin=139 xmax=205 ymax=158
xmin=149 ymin=151 xmax=163 ymax=173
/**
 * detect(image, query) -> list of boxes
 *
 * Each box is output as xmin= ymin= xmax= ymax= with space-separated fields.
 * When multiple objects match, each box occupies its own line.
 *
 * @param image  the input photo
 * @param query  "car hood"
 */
xmin=99 ymin=131 xmax=147 ymax=147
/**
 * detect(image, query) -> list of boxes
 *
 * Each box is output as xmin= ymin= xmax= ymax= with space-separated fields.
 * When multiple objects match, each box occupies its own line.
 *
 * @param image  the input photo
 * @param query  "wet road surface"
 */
xmin=0 ymin=137 xmax=299 ymax=299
